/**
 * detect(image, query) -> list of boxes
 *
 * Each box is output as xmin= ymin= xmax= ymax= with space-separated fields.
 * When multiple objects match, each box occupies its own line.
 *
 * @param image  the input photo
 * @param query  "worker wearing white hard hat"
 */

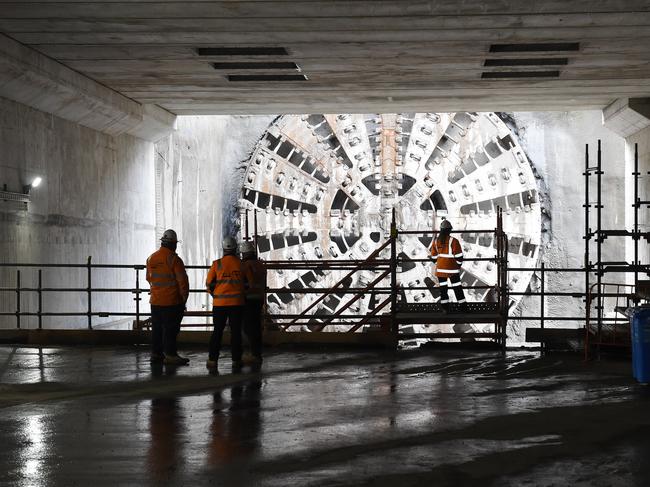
xmin=205 ymin=236 xmax=245 ymax=370
xmin=145 ymin=229 xmax=190 ymax=366
xmin=240 ymin=240 xmax=266 ymax=365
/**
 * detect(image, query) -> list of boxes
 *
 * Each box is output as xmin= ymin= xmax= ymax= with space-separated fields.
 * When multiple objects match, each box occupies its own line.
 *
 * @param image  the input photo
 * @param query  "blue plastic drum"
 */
xmin=631 ymin=307 xmax=650 ymax=383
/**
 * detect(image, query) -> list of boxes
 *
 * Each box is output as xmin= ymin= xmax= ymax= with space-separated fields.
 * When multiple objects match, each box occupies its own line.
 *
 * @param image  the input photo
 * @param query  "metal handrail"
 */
xmin=0 ymin=224 xmax=609 ymax=335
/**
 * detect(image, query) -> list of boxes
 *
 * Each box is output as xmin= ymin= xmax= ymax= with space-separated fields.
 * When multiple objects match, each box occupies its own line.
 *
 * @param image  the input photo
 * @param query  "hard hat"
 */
xmin=161 ymin=229 xmax=179 ymax=244
xmin=222 ymin=236 xmax=237 ymax=252
xmin=440 ymin=220 xmax=453 ymax=231
xmin=240 ymin=241 xmax=256 ymax=254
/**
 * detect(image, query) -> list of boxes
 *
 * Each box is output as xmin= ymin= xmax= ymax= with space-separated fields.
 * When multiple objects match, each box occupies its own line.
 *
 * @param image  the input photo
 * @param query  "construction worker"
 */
xmin=146 ymin=229 xmax=190 ymax=365
xmin=241 ymin=241 xmax=267 ymax=364
xmin=206 ymin=236 xmax=244 ymax=370
xmin=430 ymin=220 xmax=466 ymax=307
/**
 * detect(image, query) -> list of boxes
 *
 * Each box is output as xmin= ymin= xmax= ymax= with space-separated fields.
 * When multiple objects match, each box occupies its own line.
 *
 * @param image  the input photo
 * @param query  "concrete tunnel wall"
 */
xmin=0 ymin=96 xmax=156 ymax=329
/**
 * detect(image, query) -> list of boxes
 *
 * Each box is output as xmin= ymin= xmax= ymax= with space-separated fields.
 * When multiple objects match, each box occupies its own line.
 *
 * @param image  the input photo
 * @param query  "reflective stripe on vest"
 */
xmin=211 ymin=256 xmax=244 ymax=306
xmin=147 ymin=247 xmax=184 ymax=305
xmin=432 ymin=236 xmax=462 ymax=277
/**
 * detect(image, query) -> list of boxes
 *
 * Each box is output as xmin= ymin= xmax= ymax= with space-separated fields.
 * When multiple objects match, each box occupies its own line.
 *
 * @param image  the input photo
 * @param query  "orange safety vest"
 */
xmin=146 ymin=247 xmax=189 ymax=306
xmin=430 ymin=236 xmax=464 ymax=278
xmin=242 ymin=258 xmax=267 ymax=301
xmin=206 ymin=255 xmax=244 ymax=307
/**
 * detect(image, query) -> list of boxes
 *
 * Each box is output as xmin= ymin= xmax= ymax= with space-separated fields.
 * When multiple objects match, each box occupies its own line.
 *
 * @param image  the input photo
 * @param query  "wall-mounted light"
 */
xmin=23 ymin=176 xmax=42 ymax=194
xmin=1 ymin=176 xmax=43 ymax=209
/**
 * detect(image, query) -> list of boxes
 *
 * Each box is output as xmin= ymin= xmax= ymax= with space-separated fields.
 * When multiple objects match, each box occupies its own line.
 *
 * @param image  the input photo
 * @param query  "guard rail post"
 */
xmin=87 ymin=256 xmax=92 ymax=330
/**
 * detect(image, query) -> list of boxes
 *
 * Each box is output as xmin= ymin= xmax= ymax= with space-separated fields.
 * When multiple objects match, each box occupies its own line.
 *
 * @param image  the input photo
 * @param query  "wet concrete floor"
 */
xmin=0 ymin=345 xmax=649 ymax=486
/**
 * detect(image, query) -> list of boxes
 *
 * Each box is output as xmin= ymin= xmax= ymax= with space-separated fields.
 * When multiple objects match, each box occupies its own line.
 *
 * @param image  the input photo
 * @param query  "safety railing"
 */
xmin=1 ymin=257 xmax=635 ymax=341
xmin=1 ymin=224 xmax=637 ymax=350
xmin=0 ymin=259 xmax=213 ymax=330
xmin=261 ymin=208 xmax=510 ymax=348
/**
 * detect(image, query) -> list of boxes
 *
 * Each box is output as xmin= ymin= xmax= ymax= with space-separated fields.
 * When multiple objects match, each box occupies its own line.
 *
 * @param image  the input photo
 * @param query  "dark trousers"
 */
xmin=439 ymin=274 xmax=466 ymax=304
xmin=151 ymin=304 xmax=184 ymax=356
xmin=243 ymin=299 xmax=264 ymax=358
xmin=210 ymin=306 xmax=243 ymax=361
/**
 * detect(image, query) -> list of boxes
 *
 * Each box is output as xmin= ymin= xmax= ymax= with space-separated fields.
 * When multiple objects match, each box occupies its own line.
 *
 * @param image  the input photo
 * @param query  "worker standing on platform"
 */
xmin=146 ymin=229 xmax=190 ymax=365
xmin=430 ymin=220 xmax=466 ymax=307
xmin=241 ymin=241 xmax=267 ymax=365
xmin=206 ymin=236 xmax=244 ymax=371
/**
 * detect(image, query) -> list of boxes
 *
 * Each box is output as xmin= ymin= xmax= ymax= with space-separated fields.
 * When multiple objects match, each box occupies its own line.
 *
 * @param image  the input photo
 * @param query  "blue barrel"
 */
xmin=631 ymin=307 xmax=650 ymax=383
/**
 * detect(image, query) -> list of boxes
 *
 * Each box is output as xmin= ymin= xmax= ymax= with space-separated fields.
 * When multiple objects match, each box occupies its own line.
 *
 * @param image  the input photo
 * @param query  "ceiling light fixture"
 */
xmin=228 ymin=74 xmax=308 ymax=82
xmin=197 ymin=47 xmax=289 ymax=56
xmin=212 ymin=61 xmax=300 ymax=70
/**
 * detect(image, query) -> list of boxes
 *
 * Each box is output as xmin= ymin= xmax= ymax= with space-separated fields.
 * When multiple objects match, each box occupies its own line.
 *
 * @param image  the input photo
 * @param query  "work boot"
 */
xmin=206 ymin=358 xmax=218 ymax=370
xmin=164 ymin=354 xmax=190 ymax=366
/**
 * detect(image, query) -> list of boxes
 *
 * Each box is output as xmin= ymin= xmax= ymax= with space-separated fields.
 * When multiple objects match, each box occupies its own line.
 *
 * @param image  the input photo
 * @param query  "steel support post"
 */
xmin=596 ymin=140 xmax=603 ymax=342
xmin=15 ymin=269 xmax=20 ymax=329
xmin=390 ymin=208 xmax=398 ymax=342
xmin=584 ymin=143 xmax=591 ymax=359
xmin=634 ymin=143 xmax=640 ymax=305
xmin=38 ymin=269 xmax=42 ymax=330
xmin=539 ymin=262 xmax=546 ymax=355
xmin=135 ymin=267 xmax=141 ymax=327
xmin=87 ymin=256 xmax=92 ymax=329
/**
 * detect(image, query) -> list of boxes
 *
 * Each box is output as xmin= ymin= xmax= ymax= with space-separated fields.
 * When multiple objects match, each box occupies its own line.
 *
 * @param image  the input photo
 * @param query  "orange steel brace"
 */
xmin=282 ymin=239 xmax=392 ymax=329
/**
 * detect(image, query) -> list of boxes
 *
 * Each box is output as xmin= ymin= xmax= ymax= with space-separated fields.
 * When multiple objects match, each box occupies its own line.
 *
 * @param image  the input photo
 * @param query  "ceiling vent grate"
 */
xmin=481 ymin=71 xmax=560 ymax=79
xmin=213 ymin=61 xmax=299 ymax=70
xmin=489 ymin=43 xmax=580 ymax=53
xmin=197 ymin=47 xmax=289 ymax=56
xmin=228 ymin=74 xmax=308 ymax=82
xmin=484 ymin=58 xmax=568 ymax=67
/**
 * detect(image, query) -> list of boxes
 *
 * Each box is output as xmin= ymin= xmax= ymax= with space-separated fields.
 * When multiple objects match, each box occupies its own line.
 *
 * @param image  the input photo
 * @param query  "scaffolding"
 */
xmin=261 ymin=209 xmax=509 ymax=349
xmin=584 ymin=141 xmax=650 ymax=359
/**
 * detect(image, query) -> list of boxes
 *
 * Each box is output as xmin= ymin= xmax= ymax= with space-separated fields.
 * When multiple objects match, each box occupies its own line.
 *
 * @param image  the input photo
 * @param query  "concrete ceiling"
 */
xmin=1 ymin=0 xmax=650 ymax=115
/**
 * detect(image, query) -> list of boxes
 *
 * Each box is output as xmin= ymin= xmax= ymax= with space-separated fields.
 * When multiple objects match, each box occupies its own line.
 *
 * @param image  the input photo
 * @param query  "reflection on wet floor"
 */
xmin=0 ymin=346 xmax=649 ymax=486
xmin=207 ymin=381 xmax=262 ymax=471
xmin=148 ymin=397 xmax=183 ymax=484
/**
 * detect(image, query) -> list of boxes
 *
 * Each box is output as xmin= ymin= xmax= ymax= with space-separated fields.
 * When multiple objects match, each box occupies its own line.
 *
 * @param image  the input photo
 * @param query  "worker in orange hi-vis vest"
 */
xmin=205 ymin=236 xmax=245 ymax=371
xmin=240 ymin=240 xmax=267 ymax=365
xmin=146 ymin=229 xmax=190 ymax=365
xmin=430 ymin=220 xmax=466 ymax=307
